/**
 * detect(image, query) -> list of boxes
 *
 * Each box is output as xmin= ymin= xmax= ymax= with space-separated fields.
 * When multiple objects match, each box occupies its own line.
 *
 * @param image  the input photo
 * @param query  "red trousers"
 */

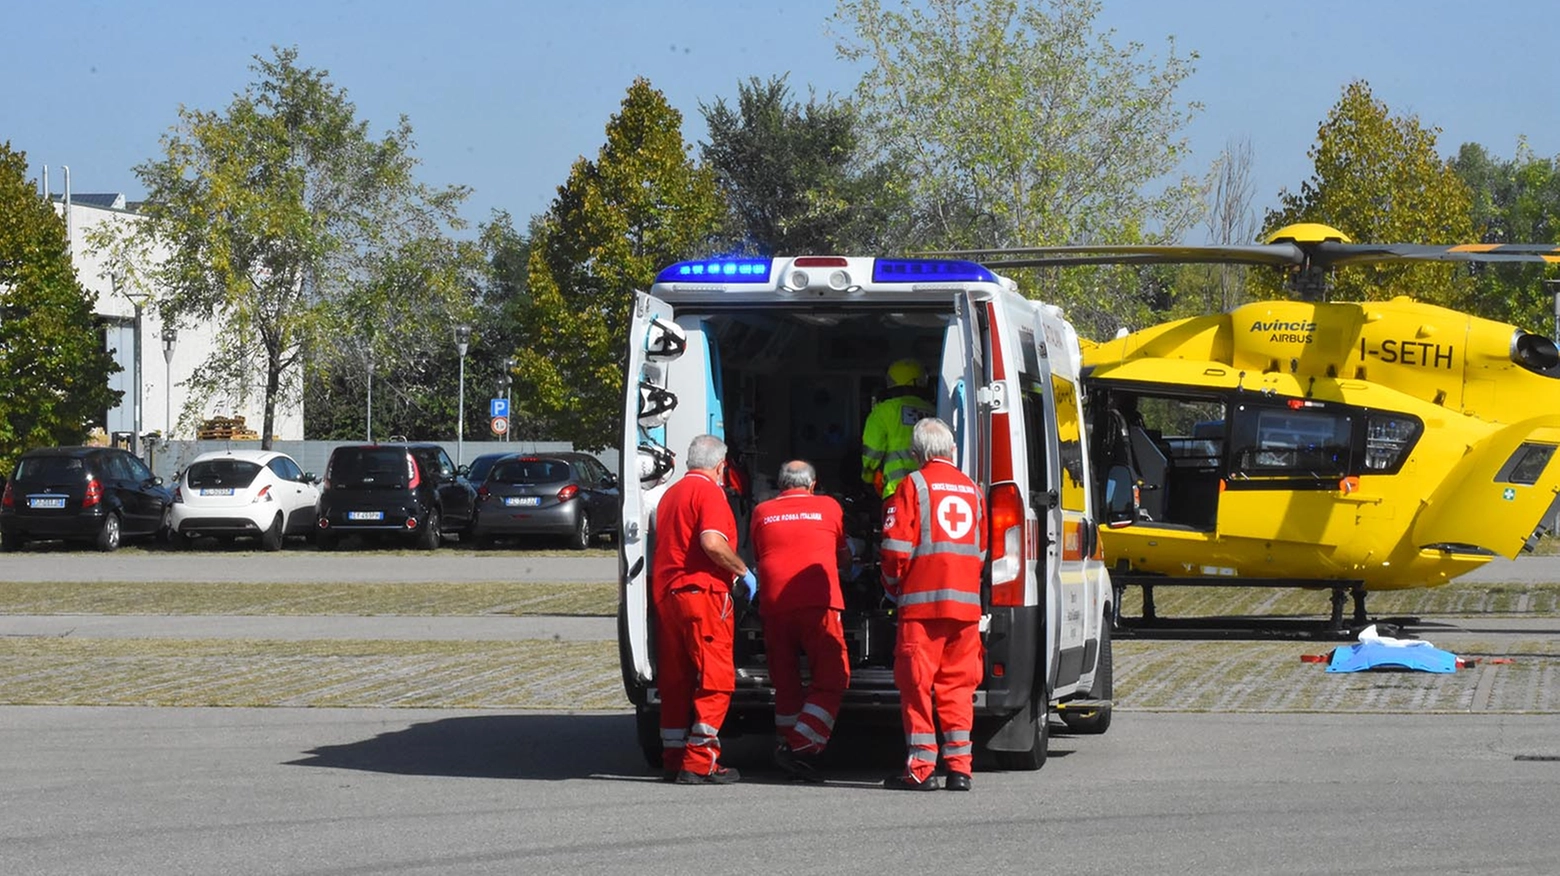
xmin=893 ymin=617 xmax=983 ymax=781
xmin=656 ymin=587 xmax=735 ymax=775
xmin=762 ymin=606 xmax=850 ymax=754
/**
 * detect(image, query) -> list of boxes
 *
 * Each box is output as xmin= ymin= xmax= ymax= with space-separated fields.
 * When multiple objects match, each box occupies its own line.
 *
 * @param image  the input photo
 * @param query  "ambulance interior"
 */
xmin=687 ymin=305 xmax=968 ymax=671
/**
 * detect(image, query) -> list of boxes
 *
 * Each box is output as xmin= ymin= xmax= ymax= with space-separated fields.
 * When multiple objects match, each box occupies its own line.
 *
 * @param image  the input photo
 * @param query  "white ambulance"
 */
xmin=617 ymin=256 xmax=1119 ymax=770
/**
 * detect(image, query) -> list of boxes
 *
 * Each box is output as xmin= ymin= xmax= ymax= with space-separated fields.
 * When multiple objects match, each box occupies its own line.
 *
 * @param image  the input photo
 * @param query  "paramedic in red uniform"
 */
xmin=879 ymin=417 xmax=987 ymax=792
xmin=749 ymin=460 xmax=853 ymax=782
xmin=652 ymin=434 xmax=757 ymax=784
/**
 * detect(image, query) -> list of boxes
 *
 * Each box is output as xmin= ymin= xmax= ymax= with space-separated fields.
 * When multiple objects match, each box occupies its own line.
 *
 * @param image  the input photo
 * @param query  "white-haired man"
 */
xmin=879 ymin=418 xmax=987 ymax=792
xmin=652 ymin=434 xmax=756 ymax=784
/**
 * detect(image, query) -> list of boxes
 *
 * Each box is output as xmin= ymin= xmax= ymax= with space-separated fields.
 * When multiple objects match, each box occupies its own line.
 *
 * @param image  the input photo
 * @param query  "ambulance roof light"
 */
xmin=655 ymin=258 xmax=772 ymax=284
xmin=872 ymin=259 xmax=996 ymax=284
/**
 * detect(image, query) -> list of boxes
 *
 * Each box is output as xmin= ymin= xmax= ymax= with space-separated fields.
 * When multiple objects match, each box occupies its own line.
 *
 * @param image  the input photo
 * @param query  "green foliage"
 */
xmin=303 ymin=213 xmax=526 ymax=442
xmin=1451 ymin=141 xmax=1560 ymax=330
xmin=832 ymin=0 xmax=1203 ymax=337
xmin=0 ymin=143 xmax=122 ymax=473
xmin=515 ymin=78 xmax=725 ymax=451
xmin=1262 ymin=80 xmax=1475 ymax=304
xmin=700 ymin=76 xmax=905 ymax=254
xmin=123 ymin=46 xmax=470 ymax=448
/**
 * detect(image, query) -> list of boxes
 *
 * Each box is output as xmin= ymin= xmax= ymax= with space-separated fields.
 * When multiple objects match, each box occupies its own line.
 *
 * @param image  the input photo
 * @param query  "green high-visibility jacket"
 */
xmin=861 ymin=393 xmax=935 ymax=498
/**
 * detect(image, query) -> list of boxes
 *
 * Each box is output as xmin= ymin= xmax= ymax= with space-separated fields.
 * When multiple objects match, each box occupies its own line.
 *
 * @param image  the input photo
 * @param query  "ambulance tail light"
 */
xmin=988 ymin=483 xmax=1025 ymax=606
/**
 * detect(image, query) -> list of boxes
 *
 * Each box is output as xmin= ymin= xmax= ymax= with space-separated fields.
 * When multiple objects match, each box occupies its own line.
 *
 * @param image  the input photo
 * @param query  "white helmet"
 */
xmin=637 ymin=441 xmax=676 ymax=487
xmin=638 ymin=381 xmax=678 ymax=428
xmin=645 ymin=317 xmax=687 ymax=362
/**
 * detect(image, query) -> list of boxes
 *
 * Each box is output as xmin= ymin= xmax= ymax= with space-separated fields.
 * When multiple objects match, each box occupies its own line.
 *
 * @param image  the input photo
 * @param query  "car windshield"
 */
xmin=330 ymin=449 xmax=409 ymax=488
xmin=489 ymin=459 xmax=571 ymax=484
xmin=467 ymin=455 xmax=509 ymax=484
xmin=14 ymin=456 xmax=87 ymax=483
xmin=186 ymin=459 xmax=263 ymax=488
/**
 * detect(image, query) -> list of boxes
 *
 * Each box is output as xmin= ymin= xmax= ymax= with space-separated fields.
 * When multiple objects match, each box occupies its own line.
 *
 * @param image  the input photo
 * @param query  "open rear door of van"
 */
xmin=619 ymin=291 xmax=678 ymax=687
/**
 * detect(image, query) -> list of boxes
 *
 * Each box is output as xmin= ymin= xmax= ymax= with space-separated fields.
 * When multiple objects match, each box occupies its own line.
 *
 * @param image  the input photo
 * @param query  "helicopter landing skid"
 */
xmin=1112 ymin=574 xmax=1371 ymax=640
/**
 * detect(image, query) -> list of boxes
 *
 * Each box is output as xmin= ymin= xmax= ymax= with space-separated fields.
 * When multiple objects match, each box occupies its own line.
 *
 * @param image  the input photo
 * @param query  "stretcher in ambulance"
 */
xmin=617 ymin=256 xmax=1117 ymax=770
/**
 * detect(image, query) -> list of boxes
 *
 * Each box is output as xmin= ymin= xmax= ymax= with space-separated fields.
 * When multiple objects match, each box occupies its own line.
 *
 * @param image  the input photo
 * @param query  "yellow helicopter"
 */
xmin=948 ymin=223 xmax=1560 ymax=629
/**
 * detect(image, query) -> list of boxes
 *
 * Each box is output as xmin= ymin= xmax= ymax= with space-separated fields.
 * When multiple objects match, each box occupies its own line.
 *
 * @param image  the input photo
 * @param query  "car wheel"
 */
xmin=260 ymin=513 xmax=284 ymax=552
xmin=569 ymin=511 xmax=592 ymax=551
xmin=636 ymin=706 xmax=664 ymax=770
xmin=418 ymin=509 xmax=441 ymax=551
xmin=1062 ymin=620 xmax=1113 ymax=735
xmin=316 ymin=531 xmax=338 ymax=552
xmin=0 ymin=530 xmax=23 ymax=553
xmin=95 ymin=512 xmax=122 ymax=553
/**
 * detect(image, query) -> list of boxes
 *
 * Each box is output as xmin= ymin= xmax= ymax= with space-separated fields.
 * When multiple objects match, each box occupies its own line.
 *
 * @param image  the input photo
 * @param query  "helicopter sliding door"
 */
xmin=1095 ymin=387 xmax=1227 ymax=531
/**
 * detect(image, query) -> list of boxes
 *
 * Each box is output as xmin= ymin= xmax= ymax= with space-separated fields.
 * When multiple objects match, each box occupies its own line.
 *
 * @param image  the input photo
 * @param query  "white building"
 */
xmin=53 ymin=191 xmax=303 ymax=444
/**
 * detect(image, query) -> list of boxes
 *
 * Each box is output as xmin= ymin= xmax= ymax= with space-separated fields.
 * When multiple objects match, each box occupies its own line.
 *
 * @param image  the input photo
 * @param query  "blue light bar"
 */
xmin=655 ymin=258 xmax=773 ymax=284
xmin=872 ymin=259 xmax=996 ymax=284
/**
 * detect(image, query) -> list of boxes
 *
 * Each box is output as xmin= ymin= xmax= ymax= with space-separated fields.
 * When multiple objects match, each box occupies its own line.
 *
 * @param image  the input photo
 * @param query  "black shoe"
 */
xmin=945 ymin=772 xmax=972 ymax=792
xmin=661 ymin=769 xmax=679 ymax=783
xmin=675 ymin=765 xmax=741 ymax=784
xmin=883 ymin=772 xmax=940 ymax=791
xmin=774 ymin=745 xmax=824 ymax=783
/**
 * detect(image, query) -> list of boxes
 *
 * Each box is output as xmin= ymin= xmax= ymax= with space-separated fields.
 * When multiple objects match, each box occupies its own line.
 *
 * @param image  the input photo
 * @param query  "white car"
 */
xmin=168 ymin=450 xmax=321 ymax=551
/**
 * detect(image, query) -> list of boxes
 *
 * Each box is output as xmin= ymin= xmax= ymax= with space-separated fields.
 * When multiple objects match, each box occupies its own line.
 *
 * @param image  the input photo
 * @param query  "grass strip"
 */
xmin=0 ymin=581 xmax=618 ymax=617
xmin=0 ymin=636 xmax=1553 ymax=713
xmin=0 ymin=637 xmax=626 ymax=709
xmin=1118 ymin=581 xmax=1560 ymax=619
xmin=1114 ymin=640 xmax=1560 ymax=713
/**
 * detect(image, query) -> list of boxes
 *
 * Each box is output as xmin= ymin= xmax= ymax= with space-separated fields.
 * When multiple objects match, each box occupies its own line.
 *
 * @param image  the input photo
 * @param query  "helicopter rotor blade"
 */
xmin=1311 ymin=241 xmax=1560 ymax=268
xmin=924 ymin=243 xmax=1306 ymax=269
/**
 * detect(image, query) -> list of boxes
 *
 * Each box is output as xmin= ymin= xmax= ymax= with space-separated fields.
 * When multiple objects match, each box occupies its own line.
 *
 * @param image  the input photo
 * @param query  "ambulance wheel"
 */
xmin=993 ymin=699 xmax=1049 ymax=772
xmin=636 ymin=706 xmax=663 ymax=769
xmin=1063 ymin=621 xmax=1113 ymax=735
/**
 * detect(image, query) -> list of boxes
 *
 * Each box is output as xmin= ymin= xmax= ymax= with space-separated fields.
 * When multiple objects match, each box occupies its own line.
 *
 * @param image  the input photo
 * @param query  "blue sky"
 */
xmin=5 ymin=0 xmax=1557 ymax=239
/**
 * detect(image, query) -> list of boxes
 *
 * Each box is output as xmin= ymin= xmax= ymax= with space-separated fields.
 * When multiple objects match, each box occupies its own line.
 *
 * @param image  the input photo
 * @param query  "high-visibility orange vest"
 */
xmin=879 ymin=459 xmax=987 ymax=621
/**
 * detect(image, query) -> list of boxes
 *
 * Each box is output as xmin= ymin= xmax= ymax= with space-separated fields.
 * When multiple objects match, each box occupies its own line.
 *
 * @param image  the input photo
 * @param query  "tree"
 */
xmin=0 ymin=142 xmax=122 ymax=473
xmin=123 ymin=46 xmax=471 ymax=449
xmin=1262 ymin=80 xmax=1475 ymax=304
xmin=831 ymin=0 xmax=1203 ymax=338
xmin=1168 ymin=138 xmax=1260 ymax=318
xmin=700 ymin=76 xmax=904 ymax=254
xmin=833 ymin=0 xmax=1202 ymax=251
xmin=1451 ymin=140 xmax=1560 ymax=330
xmin=514 ymin=78 xmax=725 ymax=450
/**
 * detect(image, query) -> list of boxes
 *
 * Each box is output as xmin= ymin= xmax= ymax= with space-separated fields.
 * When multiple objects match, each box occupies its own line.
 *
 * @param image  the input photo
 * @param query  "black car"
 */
xmin=314 ymin=443 xmax=476 ymax=550
xmin=469 ymin=451 xmax=619 ymax=549
xmin=0 ymin=446 xmax=173 ymax=552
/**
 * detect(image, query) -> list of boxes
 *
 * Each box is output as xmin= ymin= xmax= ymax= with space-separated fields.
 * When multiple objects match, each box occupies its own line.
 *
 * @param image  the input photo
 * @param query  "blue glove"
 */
xmin=738 ymin=570 xmax=759 ymax=600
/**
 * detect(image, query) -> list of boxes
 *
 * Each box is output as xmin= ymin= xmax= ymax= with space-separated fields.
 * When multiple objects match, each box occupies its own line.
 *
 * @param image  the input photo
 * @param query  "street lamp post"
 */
xmin=455 ymin=324 xmax=472 ymax=465
xmin=366 ymin=358 xmax=376 ymax=443
xmin=502 ymin=357 xmax=515 ymax=443
xmin=111 ymin=274 xmax=150 ymax=457
xmin=161 ymin=325 xmax=177 ymax=438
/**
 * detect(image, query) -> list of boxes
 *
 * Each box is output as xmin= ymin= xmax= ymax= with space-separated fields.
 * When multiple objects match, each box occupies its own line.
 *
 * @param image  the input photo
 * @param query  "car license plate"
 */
xmin=504 ymin=496 xmax=542 ymax=507
xmin=347 ymin=511 xmax=385 ymax=521
xmin=28 ymin=496 xmax=66 ymax=509
xmin=200 ymin=488 xmax=235 ymax=496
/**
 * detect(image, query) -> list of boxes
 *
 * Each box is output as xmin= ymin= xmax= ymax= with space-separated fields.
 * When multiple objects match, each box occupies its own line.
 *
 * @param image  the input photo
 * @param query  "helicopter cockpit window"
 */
xmin=1364 ymin=414 xmax=1421 ymax=473
xmin=1495 ymin=442 xmax=1557 ymax=486
xmin=1231 ymin=405 xmax=1353 ymax=477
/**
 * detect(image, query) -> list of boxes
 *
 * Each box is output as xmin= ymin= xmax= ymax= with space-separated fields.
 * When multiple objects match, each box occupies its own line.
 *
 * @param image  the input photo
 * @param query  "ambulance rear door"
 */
xmin=620 ymin=290 xmax=679 ymax=687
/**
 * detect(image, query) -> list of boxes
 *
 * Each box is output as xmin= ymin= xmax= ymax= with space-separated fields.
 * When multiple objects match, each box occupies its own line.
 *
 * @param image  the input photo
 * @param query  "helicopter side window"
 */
xmin=1231 ymin=405 xmax=1353 ymax=479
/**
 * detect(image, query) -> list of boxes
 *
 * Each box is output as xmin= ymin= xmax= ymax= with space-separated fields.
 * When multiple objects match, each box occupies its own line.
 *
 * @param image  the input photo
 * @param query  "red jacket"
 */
xmin=880 ymin=458 xmax=986 ymax=621
xmin=750 ymin=489 xmax=846 ymax=613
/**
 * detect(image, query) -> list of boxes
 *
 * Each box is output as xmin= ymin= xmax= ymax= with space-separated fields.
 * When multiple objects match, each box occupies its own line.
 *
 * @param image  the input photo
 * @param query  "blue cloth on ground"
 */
xmin=1326 ymin=640 xmax=1459 ymax=673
